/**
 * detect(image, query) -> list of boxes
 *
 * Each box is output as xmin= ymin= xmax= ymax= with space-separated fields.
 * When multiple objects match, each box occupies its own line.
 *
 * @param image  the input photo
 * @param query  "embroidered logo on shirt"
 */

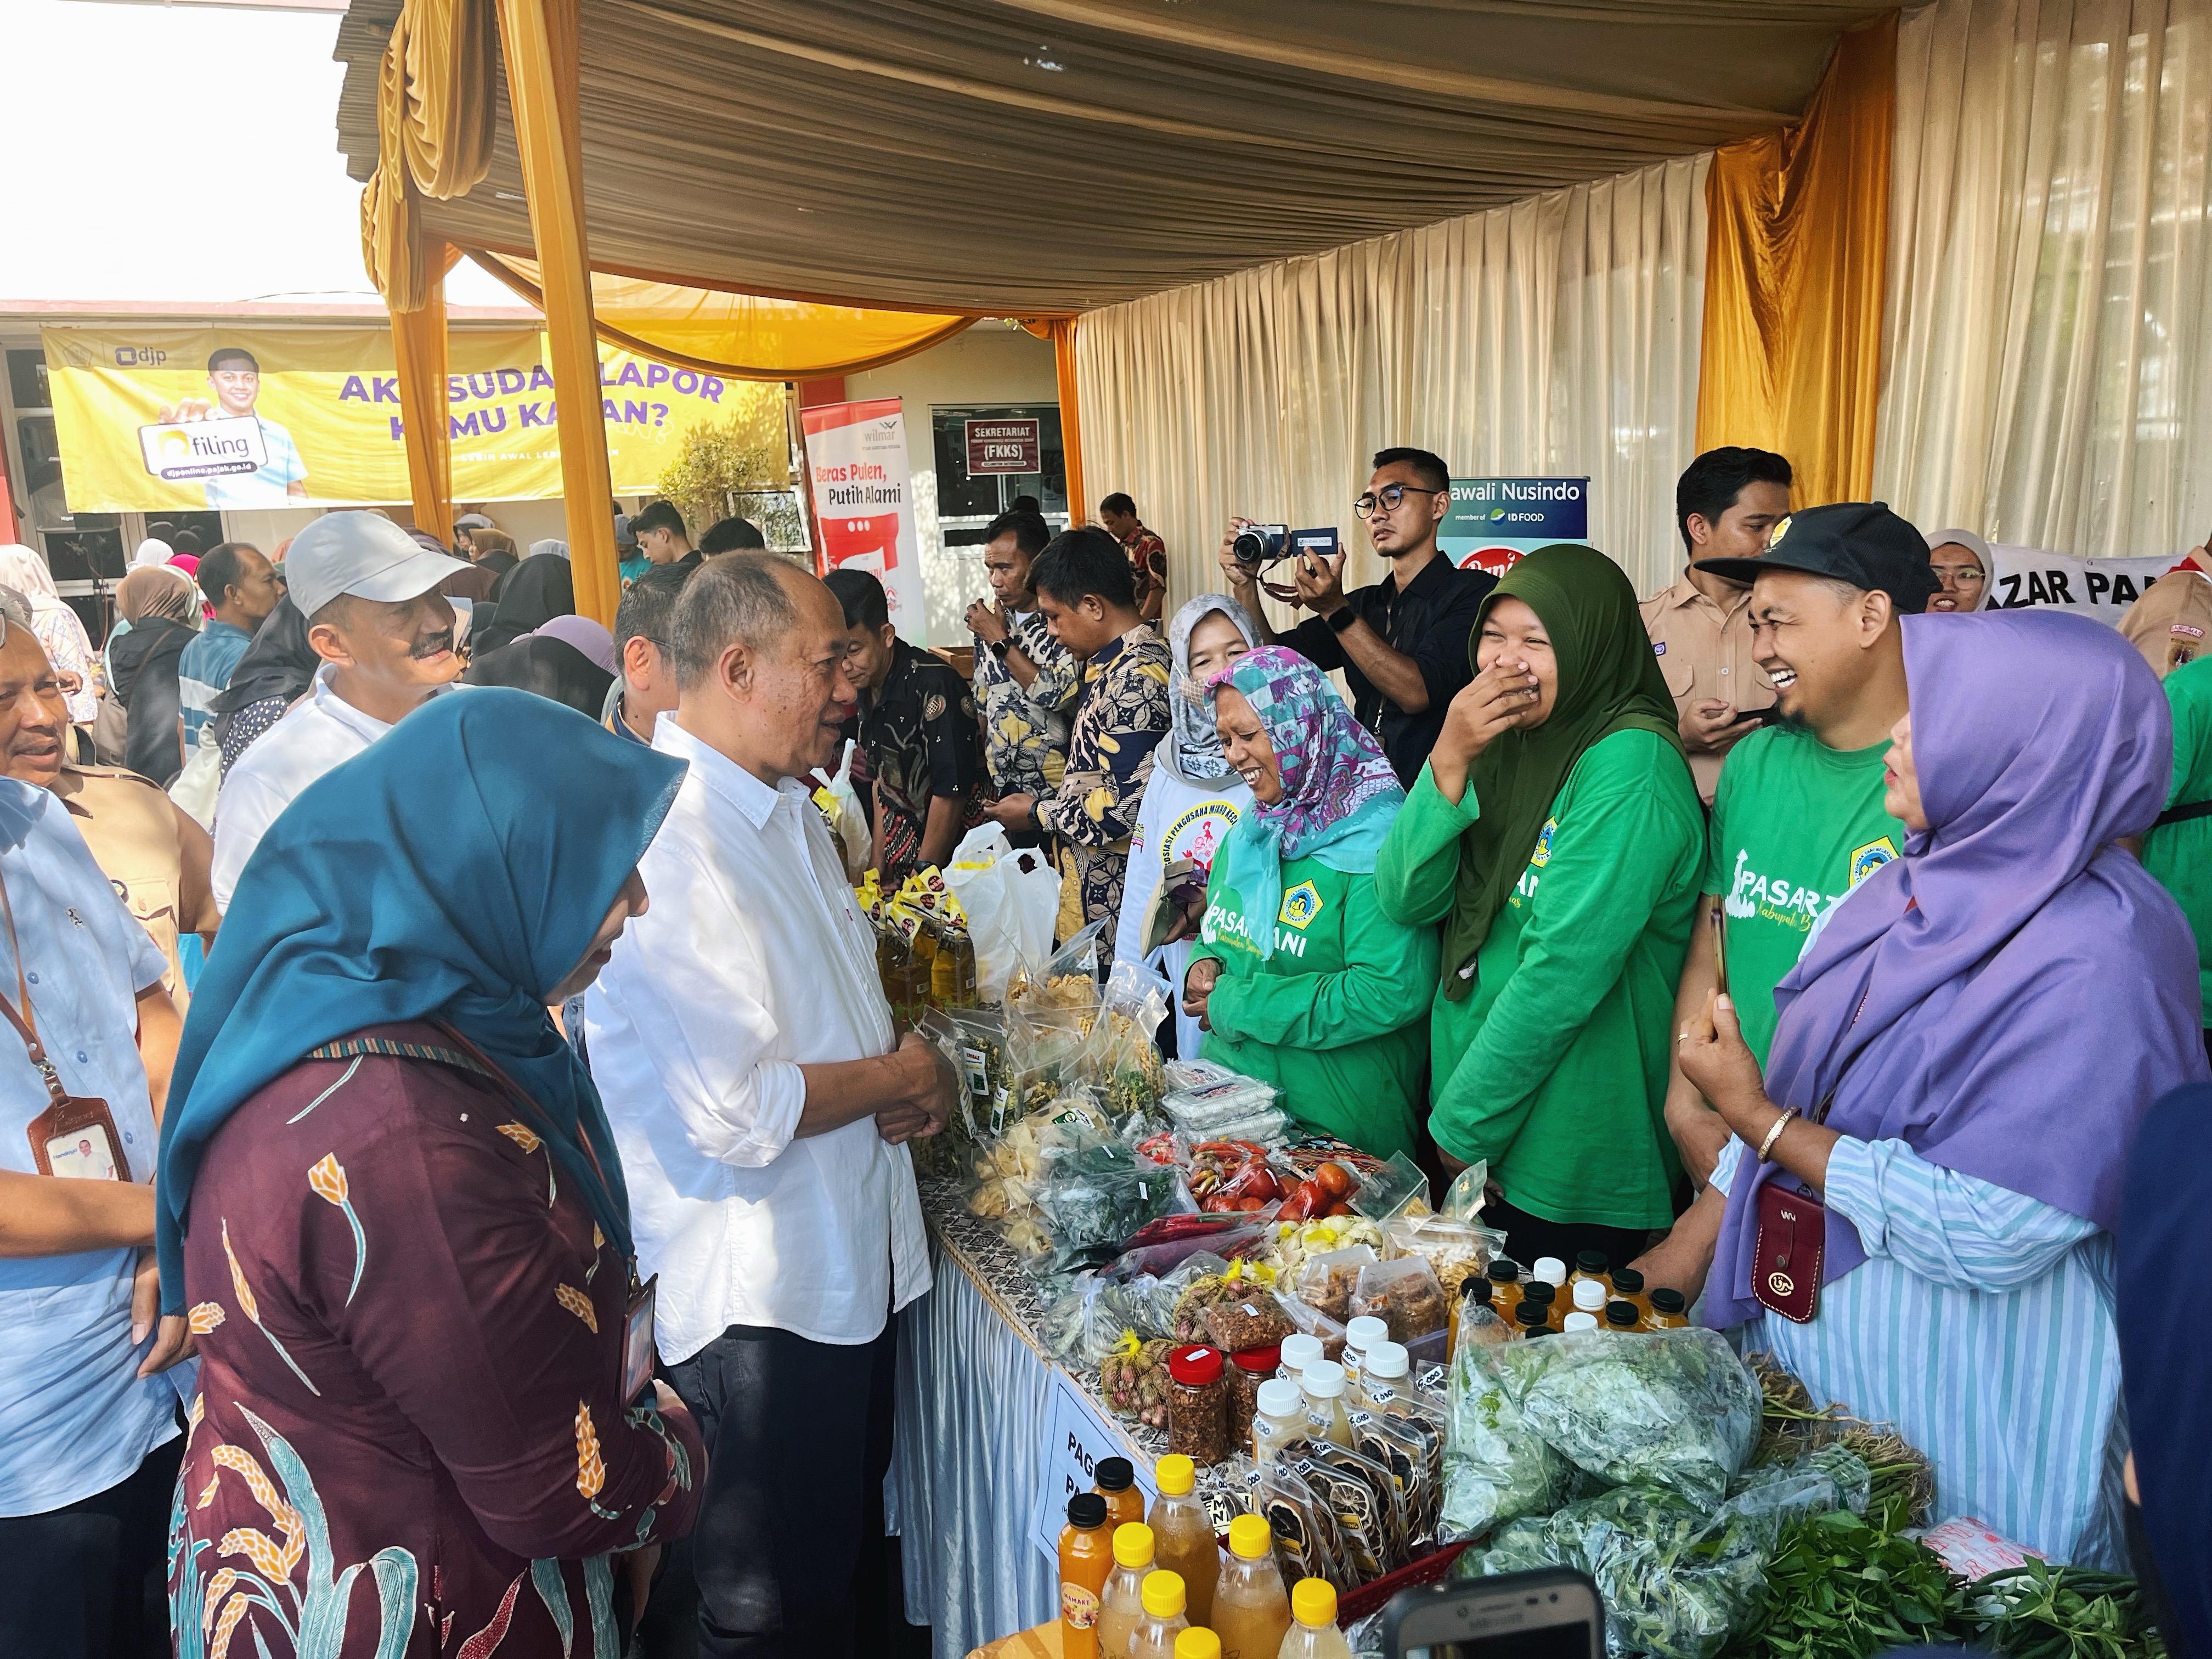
xmin=1652 ymin=641 xmax=1667 ymax=655
xmin=1848 ymin=837 xmax=1900 ymax=887
xmin=1529 ymin=817 xmax=1559 ymax=868
xmin=2175 ymin=624 xmax=2205 ymax=639
xmin=1278 ymin=881 xmax=1324 ymax=929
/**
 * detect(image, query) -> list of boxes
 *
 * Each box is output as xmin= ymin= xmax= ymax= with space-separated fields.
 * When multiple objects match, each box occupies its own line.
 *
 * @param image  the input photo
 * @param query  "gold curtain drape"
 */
xmin=466 ymin=251 xmax=978 ymax=377
xmin=391 ymin=243 xmax=462 ymax=543
xmin=361 ymin=0 xmax=497 ymax=313
xmin=1696 ymin=15 xmax=1896 ymax=509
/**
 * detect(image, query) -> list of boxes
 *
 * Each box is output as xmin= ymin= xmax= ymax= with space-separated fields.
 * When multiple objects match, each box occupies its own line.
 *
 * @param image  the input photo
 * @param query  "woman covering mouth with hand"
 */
xmin=1178 ymin=647 xmax=1435 ymax=1161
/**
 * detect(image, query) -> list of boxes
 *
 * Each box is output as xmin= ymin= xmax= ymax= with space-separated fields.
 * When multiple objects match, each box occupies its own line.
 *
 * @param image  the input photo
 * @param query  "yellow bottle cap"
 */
xmin=1228 ymin=1514 xmax=1275 ymax=1561
xmin=1140 ymin=1569 xmax=1187 ymax=1618
xmin=1174 ymin=1630 xmax=1222 ymax=1659
xmin=1293 ymin=1577 xmax=1339 ymax=1627
xmin=1113 ymin=1523 xmax=1156 ymax=1568
xmin=1154 ymin=1453 xmax=1195 ymax=1497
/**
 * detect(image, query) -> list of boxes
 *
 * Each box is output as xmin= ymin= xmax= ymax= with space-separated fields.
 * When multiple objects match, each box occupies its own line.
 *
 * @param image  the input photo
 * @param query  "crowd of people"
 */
xmin=3 ymin=443 xmax=2211 ymax=1658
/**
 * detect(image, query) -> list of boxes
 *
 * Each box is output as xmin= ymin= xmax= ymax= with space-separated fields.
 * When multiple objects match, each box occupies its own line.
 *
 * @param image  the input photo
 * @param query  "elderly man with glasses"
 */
xmin=1216 ymin=445 xmax=1496 ymax=786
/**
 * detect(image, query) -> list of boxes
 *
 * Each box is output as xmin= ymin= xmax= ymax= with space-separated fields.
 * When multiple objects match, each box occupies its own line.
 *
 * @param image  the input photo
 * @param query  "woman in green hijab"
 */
xmin=1377 ymin=544 xmax=1705 ymax=1271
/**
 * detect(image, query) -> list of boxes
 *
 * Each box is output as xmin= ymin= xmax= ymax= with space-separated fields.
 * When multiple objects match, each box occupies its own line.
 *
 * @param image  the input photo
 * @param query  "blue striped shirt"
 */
xmin=1710 ymin=1136 xmax=2126 ymax=1566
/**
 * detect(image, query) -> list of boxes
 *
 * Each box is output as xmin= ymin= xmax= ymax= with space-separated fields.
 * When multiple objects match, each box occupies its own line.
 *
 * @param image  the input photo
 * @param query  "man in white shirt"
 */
xmin=0 ymin=775 xmax=190 ymax=1659
xmin=586 ymin=553 xmax=955 ymax=1659
xmin=210 ymin=512 xmax=466 ymax=910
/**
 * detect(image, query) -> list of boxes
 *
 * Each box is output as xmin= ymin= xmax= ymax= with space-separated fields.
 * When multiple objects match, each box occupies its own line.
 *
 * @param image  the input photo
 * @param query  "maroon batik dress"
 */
xmin=167 ymin=1022 xmax=705 ymax=1658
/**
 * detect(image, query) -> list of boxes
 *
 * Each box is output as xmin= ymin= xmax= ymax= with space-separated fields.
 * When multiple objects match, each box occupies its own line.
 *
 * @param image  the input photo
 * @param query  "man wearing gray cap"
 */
xmin=208 ymin=511 xmax=468 ymax=911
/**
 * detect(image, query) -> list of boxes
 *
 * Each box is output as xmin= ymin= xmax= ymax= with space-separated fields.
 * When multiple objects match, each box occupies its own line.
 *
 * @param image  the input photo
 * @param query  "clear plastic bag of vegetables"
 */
xmin=1462 ymin=1448 xmax=1872 ymax=1659
xmin=1440 ymin=1323 xmax=1579 ymax=1541
xmin=1517 ymin=1329 xmax=1761 ymax=1507
xmin=1006 ymin=917 xmax=1105 ymax=1015
xmin=1028 ymin=1127 xmax=1192 ymax=1275
xmin=1078 ymin=959 xmax=1172 ymax=1123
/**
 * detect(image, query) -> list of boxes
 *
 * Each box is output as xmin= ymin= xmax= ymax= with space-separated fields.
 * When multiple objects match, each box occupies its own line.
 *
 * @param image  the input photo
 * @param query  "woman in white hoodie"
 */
xmin=1114 ymin=593 xmax=1261 ymax=1056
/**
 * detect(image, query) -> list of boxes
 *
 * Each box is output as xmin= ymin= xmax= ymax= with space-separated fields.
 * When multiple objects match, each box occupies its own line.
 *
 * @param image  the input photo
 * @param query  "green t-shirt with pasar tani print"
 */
xmin=1702 ymin=723 xmax=1907 ymax=1065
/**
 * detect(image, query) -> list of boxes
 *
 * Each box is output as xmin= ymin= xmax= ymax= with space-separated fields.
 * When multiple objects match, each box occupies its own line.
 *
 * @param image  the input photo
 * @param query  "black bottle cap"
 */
xmin=1515 ymin=1303 xmax=1550 ymax=1328
xmin=1610 ymin=1267 xmax=1646 ymax=1295
xmin=1575 ymin=1250 xmax=1610 ymax=1276
xmin=1649 ymin=1288 xmax=1687 ymax=1314
xmin=1069 ymin=1493 xmax=1108 ymax=1529
xmin=1487 ymin=1259 xmax=1521 ymax=1284
xmin=1463 ymin=1277 xmax=1494 ymax=1306
xmin=1096 ymin=1457 xmax=1135 ymax=1492
xmin=1605 ymin=1301 xmax=1641 ymax=1328
xmin=1521 ymin=1280 xmax=1556 ymax=1306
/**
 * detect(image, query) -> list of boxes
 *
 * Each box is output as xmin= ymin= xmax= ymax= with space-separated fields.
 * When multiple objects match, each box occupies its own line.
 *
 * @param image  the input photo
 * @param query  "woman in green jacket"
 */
xmin=1182 ymin=647 xmax=1437 ymax=1161
xmin=1376 ymin=544 xmax=1703 ymax=1269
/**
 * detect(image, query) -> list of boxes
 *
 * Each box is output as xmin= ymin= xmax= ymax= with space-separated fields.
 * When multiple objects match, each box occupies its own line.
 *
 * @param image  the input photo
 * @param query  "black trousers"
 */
xmin=1486 ymin=1197 xmax=1656 ymax=1285
xmin=0 ymin=1434 xmax=183 ymax=1659
xmin=659 ymin=1321 xmax=898 ymax=1659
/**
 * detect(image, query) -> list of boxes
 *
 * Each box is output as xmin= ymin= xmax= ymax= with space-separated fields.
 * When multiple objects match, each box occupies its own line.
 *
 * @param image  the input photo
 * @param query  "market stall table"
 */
xmin=893 ymin=1174 xmax=1249 ymax=1659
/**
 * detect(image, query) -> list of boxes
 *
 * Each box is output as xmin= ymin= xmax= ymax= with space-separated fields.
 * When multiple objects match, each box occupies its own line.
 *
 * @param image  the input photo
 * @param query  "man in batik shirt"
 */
xmin=989 ymin=527 xmax=1171 ymax=927
xmin=826 ymin=567 xmax=989 ymax=883
xmin=1099 ymin=492 xmax=1169 ymax=623
xmin=966 ymin=509 xmax=1079 ymax=821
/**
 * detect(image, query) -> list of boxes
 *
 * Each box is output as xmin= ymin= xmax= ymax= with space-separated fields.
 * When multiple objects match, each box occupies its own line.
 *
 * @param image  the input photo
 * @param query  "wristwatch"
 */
xmin=989 ymin=637 xmax=1011 ymax=660
xmin=1326 ymin=605 xmax=1357 ymax=633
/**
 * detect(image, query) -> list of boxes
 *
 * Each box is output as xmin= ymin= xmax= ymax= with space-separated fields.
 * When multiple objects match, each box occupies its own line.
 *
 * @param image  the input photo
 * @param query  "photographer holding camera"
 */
xmin=1218 ymin=447 xmax=1496 ymax=786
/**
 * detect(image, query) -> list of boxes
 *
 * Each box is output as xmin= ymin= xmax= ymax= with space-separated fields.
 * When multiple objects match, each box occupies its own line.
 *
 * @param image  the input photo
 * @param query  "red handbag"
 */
xmin=1752 ymin=1180 xmax=1825 ymax=1323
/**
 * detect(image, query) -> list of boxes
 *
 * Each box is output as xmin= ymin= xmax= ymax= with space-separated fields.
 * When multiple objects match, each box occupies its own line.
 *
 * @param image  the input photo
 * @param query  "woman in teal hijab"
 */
xmin=1183 ymin=647 xmax=1436 ymax=1160
xmin=159 ymin=688 xmax=707 ymax=1658
xmin=1377 ymin=544 xmax=1703 ymax=1272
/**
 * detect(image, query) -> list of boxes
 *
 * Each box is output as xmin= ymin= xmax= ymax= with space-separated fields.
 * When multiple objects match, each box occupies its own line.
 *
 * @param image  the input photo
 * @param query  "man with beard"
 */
xmin=1657 ymin=503 xmax=1937 ymax=1186
xmin=210 ymin=512 xmax=467 ymax=911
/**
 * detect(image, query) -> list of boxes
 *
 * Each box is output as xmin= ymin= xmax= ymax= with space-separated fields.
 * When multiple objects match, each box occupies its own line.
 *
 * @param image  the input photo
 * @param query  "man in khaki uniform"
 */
xmin=1640 ymin=446 xmax=1795 ymax=803
xmin=0 ymin=589 xmax=217 ymax=1005
xmin=2119 ymin=561 xmax=2212 ymax=679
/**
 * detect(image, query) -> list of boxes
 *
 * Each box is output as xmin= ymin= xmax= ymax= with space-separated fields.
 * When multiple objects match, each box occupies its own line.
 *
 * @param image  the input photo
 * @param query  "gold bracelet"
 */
xmin=1756 ymin=1108 xmax=1800 ymax=1163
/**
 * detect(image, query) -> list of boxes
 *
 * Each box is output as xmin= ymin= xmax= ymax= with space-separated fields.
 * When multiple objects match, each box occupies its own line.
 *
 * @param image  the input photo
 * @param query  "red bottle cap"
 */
xmin=1167 ymin=1344 xmax=1225 ymax=1386
xmin=1231 ymin=1345 xmax=1282 ymax=1375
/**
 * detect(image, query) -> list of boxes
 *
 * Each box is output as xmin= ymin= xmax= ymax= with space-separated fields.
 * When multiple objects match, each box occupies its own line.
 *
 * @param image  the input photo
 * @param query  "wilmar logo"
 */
xmin=137 ymin=416 xmax=266 ymax=482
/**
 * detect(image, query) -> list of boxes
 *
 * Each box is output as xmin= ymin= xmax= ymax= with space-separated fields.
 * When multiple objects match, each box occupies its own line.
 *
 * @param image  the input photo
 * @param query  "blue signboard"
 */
xmin=1440 ymin=477 xmax=1590 ymax=576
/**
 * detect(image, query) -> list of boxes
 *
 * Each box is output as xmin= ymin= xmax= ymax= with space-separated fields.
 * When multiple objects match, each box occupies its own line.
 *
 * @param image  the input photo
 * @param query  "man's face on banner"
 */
xmin=208 ymin=358 xmax=259 ymax=417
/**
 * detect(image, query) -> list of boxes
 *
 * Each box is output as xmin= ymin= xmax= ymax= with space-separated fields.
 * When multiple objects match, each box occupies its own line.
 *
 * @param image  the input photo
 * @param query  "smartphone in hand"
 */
xmin=1383 ymin=1569 xmax=1605 ymax=1659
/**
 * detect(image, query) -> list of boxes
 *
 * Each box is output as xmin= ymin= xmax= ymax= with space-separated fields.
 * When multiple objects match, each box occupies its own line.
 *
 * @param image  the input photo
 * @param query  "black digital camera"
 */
xmin=1232 ymin=524 xmax=1340 ymax=567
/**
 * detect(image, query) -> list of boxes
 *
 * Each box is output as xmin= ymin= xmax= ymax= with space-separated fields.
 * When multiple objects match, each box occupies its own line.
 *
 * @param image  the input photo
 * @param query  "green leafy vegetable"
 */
xmin=1955 ymin=1560 xmax=2166 ymax=1659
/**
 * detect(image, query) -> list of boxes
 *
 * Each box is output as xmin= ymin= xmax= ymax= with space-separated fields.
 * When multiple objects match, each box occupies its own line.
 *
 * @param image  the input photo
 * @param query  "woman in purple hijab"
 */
xmin=1639 ymin=609 xmax=2206 ymax=1565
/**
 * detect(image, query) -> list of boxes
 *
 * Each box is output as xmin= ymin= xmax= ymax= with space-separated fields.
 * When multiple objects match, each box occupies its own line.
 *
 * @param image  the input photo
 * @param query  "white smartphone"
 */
xmin=1383 ymin=1569 xmax=1605 ymax=1659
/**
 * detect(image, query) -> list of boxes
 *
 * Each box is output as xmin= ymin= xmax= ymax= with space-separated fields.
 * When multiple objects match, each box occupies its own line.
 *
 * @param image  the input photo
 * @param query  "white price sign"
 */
xmin=1029 ymin=1367 xmax=1153 ymax=1563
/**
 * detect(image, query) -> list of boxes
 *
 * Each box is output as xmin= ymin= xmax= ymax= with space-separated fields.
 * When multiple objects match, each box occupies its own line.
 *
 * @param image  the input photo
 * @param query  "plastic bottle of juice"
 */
xmin=1519 ymin=1280 xmax=1561 ymax=1332
xmin=1277 ymin=1577 xmax=1355 ymax=1659
xmin=1101 ymin=1523 xmax=1156 ymax=1658
xmin=1148 ymin=1454 xmax=1220 ymax=1630
xmin=1352 ymin=1339 xmax=1409 ymax=1417
xmin=1341 ymin=1316 xmax=1388 ymax=1387
xmin=1176 ymin=1632 xmax=1222 ymax=1659
xmin=1213 ymin=1514 xmax=1293 ymax=1659
xmin=1570 ymin=1278 xmax=1610 ymax=1322
xmin=1129 ymin=1570 xmax=1190 ymax=1659
xmin=1296 ymin=1361 xmax=1355 ymax=1449
xmin=1570 ymin=1251 xmax=1614 ymax=1303
xmin=1486 ymin=1259 xmax=1525 ymax=1325
xmin=1609 ymin=1266 xmax=1654 ymax=1326
xmin=1059 ymin=1493 xmax=1115 ymax=1659
xmin=1276 ymin=1332 xmax=1322 ymax=1390
xmin=1252 ymin=1378 xmax=1305 ymax=1463
xmin=1604 ymin=1300 xmax=1643 ymax=1333
xmin=1647 ymin=1288 xmax=1691 ymax=1329
xmin=1096 ymin=1457 xmax=1147 ymax=1531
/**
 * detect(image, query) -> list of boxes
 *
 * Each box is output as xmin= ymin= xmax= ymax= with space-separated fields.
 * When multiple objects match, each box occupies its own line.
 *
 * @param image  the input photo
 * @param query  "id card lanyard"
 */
xmin=1 ymin=872 xmax=131 ymax=1181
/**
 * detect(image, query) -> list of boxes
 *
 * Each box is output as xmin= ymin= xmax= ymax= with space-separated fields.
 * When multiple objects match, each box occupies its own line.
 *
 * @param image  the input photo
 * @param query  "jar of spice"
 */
xmin=1166 ymin=1345 xmax=1231 ymax=1466
xmin=1226 ymin=1345 xmax=1279 ymax=1448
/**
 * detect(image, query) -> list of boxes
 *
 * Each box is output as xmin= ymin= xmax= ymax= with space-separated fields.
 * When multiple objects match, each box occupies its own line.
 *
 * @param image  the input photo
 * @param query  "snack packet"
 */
xmin=1351 ymin=1256 xmax=1449 ymax=1344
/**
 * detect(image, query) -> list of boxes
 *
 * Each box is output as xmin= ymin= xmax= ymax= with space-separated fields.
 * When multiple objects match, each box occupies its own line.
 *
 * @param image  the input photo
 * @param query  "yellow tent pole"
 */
xmin=388 ymin=241 xmax=457 ymax=544
xmin=1050 ymin=319 xmax=1086 ymax=524
xmin=494 ymin=0 xmax=619 ymax=625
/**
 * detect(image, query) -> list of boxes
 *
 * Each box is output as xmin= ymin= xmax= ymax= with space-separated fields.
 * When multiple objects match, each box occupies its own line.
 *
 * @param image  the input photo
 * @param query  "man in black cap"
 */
xmin=1655 ymin=503 xmax=1939 ymax=1186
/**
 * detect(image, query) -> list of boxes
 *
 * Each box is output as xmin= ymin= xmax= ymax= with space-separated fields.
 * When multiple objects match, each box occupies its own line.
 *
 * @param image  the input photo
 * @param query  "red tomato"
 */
xmin=1314 ymin=1162 xmax=1356 ymax=1199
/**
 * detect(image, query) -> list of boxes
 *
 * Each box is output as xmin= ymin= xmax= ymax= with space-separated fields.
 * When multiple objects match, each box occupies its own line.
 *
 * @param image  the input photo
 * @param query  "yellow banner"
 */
xmin=41 ymin=325 xmax=784 ymax=514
